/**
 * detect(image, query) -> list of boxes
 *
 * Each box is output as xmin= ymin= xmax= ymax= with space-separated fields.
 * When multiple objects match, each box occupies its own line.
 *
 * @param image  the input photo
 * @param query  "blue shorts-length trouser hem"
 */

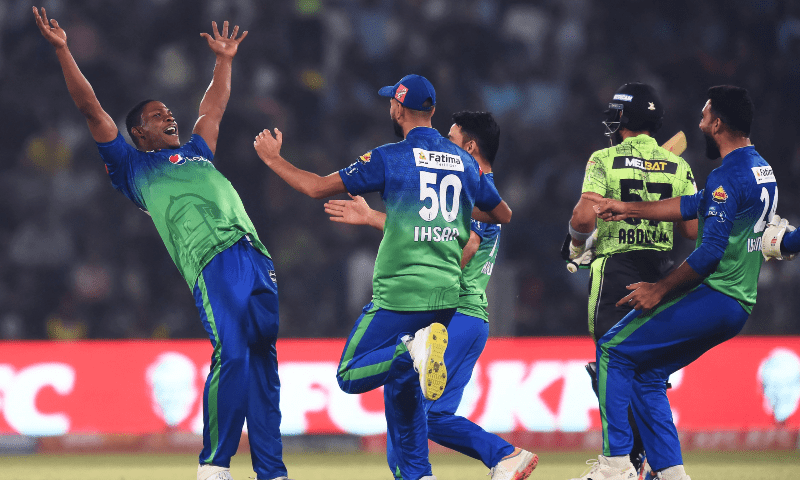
xmin=337 ymin=302 xmax=456 ymax=480
xmin=194 ymin=237 xmax=286 ymax=480
xmin=597 ymin=284 xmax=748 ymax=471
xmin=386 ymin=312 xmax=513 ymax=478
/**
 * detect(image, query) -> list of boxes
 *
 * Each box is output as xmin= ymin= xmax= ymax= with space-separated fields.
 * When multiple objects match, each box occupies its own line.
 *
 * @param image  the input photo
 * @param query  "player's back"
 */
xmin=584 ymin=134 xmax=696 ymax=258
xmin=373 ymin=127 xmax=494 ymax=312
xmin=697 ymin=146 xmax=776 ymax=312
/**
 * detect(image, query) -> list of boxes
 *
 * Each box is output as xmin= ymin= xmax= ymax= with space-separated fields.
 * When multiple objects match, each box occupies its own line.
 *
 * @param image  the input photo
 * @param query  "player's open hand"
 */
xmin=254 ymin=128 xmax=283 ymax=165
xmin=33 ymin=7 xmax=67 ymax=49
xmin=325 ymin=195 xmax=371 ymax=226
xmin=594 ymin=198 xmax=630 ymax=221
xmin=200 ymin=21 xmax=247 ymax=59
xmin=616 ymin=282 xmax=664 ymax=312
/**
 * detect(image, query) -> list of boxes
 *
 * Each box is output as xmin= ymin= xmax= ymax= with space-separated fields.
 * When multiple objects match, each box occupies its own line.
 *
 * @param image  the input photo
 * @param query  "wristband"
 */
xmin=569 ymin=222 xmax=593 ymax=242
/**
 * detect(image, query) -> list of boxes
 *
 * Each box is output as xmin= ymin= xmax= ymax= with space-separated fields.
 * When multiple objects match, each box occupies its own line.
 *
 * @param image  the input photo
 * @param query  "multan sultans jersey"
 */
xmin=680 ymin=146 xmax=776 ymax=313
xmin=458 ymin=174 xmax=501 ymax=322
xmin=339 ymin=127 xmax=502 ymax=311
xmin=97 ymin=132 xmax=270 ymax=288
xmin=582 ymin=134 xmax=696 ymax=257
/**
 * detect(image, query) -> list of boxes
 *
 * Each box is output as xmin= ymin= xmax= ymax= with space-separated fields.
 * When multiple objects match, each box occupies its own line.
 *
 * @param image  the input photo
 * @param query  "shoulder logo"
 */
xmin=395 ymin=84 xmax=408 ymax=103
xmin=169 ymin=153 xmax=185 ymax=165
xmin=712 ymin=185 xmax=728 ymax=203
xmin=751 ymin=166 xmax=775 ymax=184
xmin=359 ymin=151 xmax=372 ymax=163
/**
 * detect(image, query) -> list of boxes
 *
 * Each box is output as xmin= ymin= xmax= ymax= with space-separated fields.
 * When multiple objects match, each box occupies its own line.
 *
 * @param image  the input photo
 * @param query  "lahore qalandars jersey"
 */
xmin=457 ymin=177 xmax=501 ymax=321
xmin=339 ymin=127 xmax=502 ymax=311
xmin=97 ymin=132 xmax=270 ymax=288
xmin=582 ymin=134 xmax=696 ymax=257
xmin=680 ymin=146 xmax=776 ymax=313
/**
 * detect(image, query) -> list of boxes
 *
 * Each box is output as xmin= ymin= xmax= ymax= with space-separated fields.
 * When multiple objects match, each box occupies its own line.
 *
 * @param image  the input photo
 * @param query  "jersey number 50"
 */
xmin=419 ymin=171 xmax=462 ymax=222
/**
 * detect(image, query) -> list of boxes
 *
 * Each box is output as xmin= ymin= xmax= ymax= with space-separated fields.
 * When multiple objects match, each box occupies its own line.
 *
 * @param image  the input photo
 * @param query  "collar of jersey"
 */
xmin=722 ymin=145 xmax=755 ymax=164
xmin=405 ymin=126 xmax=438 ymax=138
xmin=621 ymin=133 xmax=655 ymax=145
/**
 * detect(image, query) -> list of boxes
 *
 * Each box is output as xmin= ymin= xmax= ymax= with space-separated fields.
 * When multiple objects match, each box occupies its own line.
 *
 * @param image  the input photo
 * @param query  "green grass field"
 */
xmin=3 ymin=450 xmax=799 ymax=480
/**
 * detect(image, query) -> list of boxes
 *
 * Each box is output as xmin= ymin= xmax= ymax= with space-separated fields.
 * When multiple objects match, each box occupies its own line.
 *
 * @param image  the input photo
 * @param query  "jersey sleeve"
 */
xmin=471 ymin=219 xmax=488 ymax=238
xmin=680 ymin=190 xmax=702 ymax=220
xmin=184 ymin=134 xmax=215 ymax=162
xmin=581 ymin=153 xmax=607 ymax=195
xmin=96 ymin=132 xmax=145 ymax=210
xmin=338 ymin=148 xmax=386 ymax=196
xmin=685 ymin=172 xmax=738 ymax=276
xmin=475 ymin=172 xmax=502 ymax=211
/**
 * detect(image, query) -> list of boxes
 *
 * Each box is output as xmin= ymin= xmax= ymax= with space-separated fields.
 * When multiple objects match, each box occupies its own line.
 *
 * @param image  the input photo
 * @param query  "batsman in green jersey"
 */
xmin=565 ymin=83 xmax=697 ymax=478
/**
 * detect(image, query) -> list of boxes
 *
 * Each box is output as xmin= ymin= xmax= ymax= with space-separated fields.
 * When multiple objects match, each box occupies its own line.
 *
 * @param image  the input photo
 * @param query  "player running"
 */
xmin=253 ymin=75 xmax=511 ymax=480
xmin=579 ymin=86 xmax=774 ymax=480
xmin=33 ymin=8 xmax=289 ymax=480
xmin=324 ymin=111 xmax=537 ymax=480
xmin=564 ymin=82 xmax=697 ymax=478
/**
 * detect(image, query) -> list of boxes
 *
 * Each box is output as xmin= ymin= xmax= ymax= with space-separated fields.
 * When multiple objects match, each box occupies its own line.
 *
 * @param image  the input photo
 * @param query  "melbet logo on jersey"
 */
xmin=712 ymin=186 xmax=728 ymax=203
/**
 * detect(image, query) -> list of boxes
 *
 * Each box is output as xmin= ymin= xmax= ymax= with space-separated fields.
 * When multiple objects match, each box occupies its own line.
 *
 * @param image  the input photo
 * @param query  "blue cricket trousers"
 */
xmin=194 ymin=237 xmax=286 ymax=480
xmin=386 ymin=312 xmax=513 ymax=478
xmin=337 ymin=302 xmax=456 ymax=480
xmin=597 ymin=284 xmax=748 ymax=471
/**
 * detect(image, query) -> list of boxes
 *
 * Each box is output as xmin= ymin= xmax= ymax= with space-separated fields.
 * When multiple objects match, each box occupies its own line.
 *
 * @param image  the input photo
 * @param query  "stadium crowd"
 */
xmin=2 ymin=0 xmax=800 ymax=340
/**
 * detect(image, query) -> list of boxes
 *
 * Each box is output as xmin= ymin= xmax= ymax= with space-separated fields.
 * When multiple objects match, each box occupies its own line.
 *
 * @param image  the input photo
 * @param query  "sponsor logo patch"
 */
xmin=395 ymin=84 xmax=408 ymax=103
xmin=612 ymin=156 xmax=678 ymax=174
xmin=169 ymin=154 xmax=185 ymax=165
xmin=413 ymin=148 xmax=464 ymax=172
xmin=751 ymin=166 xmax=776 ymax=184
xmin=613 ymin=94 xmax=633 ymax=102
xmin=359 ymin=151 xmax=372 ymax=163
xmin=712 ymin=186 xmax=728 ymax=203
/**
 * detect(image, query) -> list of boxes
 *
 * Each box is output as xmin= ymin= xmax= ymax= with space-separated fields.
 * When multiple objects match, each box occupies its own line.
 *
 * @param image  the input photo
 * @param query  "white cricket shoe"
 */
xmin=490 ymin=447 xmax=538 ymax=480
xmin=569 ymin=456 xmax=637 ymax=480
xmin=198 ymin=464 xmax=233 ymax=480
xmin=406 ymin=323 xmax=448 ymax=401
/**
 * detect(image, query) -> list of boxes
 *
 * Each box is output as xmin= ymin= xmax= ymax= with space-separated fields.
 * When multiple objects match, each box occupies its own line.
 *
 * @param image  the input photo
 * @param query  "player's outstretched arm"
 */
xmin=595 ymin=196 xmax=683 ymax=223
xmin=325 ymin=195 xmax=386 ymax=231
xmin=33 ymin=7 xmax=116 ymax=143
xmin=193 ymin=21 xmax=248 ymax=155
xmin=254 ymin=128 xmax=347 ymax=199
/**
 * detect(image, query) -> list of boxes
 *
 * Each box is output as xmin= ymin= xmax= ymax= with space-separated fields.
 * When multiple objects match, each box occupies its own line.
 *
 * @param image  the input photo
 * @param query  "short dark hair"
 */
xmin=452 ymin=111 xmax=500 ymax=165
xmin=126 ymin=99 xmax=156 ymax=148
xmin=707 ymin=86 xmax=753 ymax=136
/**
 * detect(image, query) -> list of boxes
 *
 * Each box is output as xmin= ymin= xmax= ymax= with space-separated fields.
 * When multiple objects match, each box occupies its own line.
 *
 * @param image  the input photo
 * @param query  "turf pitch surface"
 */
xmin=3 ymin=450 xmax=799 ymax=479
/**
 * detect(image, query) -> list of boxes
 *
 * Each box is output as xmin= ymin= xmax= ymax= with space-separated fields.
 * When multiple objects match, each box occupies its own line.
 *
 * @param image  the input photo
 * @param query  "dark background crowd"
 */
xmin=2 ymin=0 xmax=800 ymax=341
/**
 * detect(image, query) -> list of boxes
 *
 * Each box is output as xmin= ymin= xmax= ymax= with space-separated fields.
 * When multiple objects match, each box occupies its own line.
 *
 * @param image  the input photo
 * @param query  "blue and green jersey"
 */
xmin=339 ymin=127 xmax=502 ymax=312
xmin=97 ymin=132 xmax=270 ymax=288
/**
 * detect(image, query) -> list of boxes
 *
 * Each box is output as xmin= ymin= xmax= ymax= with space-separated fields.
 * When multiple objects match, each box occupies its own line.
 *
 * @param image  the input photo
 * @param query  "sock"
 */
xmin=658 ymin=465 xmax=687 ymax=479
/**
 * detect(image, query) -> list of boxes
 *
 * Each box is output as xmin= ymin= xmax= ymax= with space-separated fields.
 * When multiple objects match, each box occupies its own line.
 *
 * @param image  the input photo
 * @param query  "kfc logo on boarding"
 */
xmin=169 ymin=154 xmax=185 ymax=165
xmin=395 ymin=84 xmax=408 ymax=103
xmin=0 ymin=363 xmax=76 ymax=436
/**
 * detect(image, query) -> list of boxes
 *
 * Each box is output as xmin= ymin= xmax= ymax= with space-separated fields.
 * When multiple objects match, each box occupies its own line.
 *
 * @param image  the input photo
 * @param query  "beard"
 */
xmin=392 ymin=118 xmax=404 ymax=139
xmin=704 ymin=133 xmax=721 ymax=159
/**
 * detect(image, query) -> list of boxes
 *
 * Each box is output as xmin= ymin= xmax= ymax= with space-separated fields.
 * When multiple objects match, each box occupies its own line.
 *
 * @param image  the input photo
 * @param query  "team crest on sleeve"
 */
xmin=711 ymin=186 xmax=728 ymax=203
xmin=395 ymin=84 xmax=408 ymax=103
xmin=359 ymin=151 xmax=372 ymax=163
